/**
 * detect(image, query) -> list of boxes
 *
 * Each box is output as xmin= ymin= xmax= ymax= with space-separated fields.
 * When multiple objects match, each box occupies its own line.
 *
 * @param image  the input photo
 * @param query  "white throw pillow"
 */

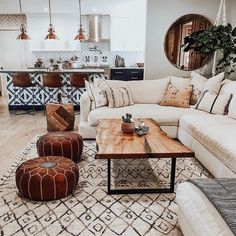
xmin=203 ymin=72 xmax=225 ymax=94
xmin=127 ymin=77 xmax=170 ymax=104
xmin=220 ymin=79 xmax=236 ymax=94
xmin=196 ymin=91 xmax=232 ymax=115
xmin=105 ymin=87 xmax=134 ymax=108
xmin=228 ymin=95 xmax=236 ymax=119
xmin=85 ymin=80 xmax=108 ymax=109
xmin=190 ymin=71 xmax=207 ymax=105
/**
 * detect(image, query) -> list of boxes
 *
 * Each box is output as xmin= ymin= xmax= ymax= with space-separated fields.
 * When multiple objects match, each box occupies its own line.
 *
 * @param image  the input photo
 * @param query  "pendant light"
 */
xmin=74 ymin=0 xmax=86 ymax=41
xmin=45 ymin=0 xmax=58 ymax=40
xmin=16 ymin=0 xmax=30 ymax=40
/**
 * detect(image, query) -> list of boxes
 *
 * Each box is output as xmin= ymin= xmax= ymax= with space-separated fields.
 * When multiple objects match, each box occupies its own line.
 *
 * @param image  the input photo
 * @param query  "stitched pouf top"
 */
xmin=15 ymin=156 xmax=79 ymax=201
xmin=36 ymin=133 xmax=83 ymax=163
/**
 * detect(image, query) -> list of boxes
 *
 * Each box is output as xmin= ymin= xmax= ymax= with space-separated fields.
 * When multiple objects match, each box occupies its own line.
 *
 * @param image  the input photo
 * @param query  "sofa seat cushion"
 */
xmin=88 ymin=104 xmax=202 ymax=127
xmin=180 ymin=114 xmax=236 ymax=174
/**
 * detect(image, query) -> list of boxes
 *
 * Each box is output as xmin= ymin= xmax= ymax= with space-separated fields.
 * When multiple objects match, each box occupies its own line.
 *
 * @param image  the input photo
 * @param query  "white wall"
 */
xmin=145 ymin=0 xmax=236 ymax=80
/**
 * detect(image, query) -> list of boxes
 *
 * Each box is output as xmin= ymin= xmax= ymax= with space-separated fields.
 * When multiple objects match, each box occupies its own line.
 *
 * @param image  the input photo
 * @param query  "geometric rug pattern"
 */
xmin=0 ymin=137 xmax=211 ymax=236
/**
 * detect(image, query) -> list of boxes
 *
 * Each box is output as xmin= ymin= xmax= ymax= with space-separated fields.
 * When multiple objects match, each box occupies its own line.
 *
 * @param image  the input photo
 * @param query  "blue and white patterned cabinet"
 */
xmin=6 ymin=72 xmax=104 ymax=111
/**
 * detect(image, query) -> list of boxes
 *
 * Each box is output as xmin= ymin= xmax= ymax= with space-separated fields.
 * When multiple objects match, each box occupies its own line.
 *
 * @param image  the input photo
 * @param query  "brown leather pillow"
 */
xmin=160 ymin=83 xmax=193 ymax=108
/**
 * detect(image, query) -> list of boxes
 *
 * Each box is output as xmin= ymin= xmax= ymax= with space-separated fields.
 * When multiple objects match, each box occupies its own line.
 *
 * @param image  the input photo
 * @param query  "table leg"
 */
xmin=170 ymin=158 xmax=176 ymax=193
xmin=107 ymin=159 xmax=111 ymax=194
xmin=107 ymin=158 xmax=177 ymax=195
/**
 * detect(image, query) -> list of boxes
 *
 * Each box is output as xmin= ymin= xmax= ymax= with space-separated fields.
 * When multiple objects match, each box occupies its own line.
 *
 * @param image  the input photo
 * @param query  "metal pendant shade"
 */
xmin=17 ymin=0 xmax=30 ymax=40
xmin=45 ymin=0 xmax=59 ymax=40
xmin=74 ymin=0 xmax=86 ymax=41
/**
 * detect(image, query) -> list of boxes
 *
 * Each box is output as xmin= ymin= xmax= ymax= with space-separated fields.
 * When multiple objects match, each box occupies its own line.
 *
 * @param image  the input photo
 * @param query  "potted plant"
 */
xmin=121 ymin=113 xmax=135 ymax=134
xmin=182 ymin=24 xmax=236 ymax=76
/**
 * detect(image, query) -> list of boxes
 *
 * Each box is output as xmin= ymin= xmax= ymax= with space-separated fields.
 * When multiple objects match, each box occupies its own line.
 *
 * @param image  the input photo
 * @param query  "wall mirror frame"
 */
xmin=164 ymin=14 xmax=213 ymax=71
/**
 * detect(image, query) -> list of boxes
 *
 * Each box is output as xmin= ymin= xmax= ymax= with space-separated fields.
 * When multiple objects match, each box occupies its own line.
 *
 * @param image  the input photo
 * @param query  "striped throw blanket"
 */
xmin=187 ymin=178 xmax=236 ymax=235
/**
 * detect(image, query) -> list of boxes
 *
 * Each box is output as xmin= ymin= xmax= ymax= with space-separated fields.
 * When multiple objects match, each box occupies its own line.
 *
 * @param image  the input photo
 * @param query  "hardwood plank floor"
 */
xmin=0 ymin=96 xmax=80 ymax=177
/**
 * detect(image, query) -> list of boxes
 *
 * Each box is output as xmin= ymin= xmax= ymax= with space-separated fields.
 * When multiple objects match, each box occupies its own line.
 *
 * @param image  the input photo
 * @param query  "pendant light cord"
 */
xmin=49 ymin=0 xmax=52 ymax=25
xmin=19 ymin=0 xmax=24 ymax=25
xmin=79 ymin=0 xmax=82 ymax=26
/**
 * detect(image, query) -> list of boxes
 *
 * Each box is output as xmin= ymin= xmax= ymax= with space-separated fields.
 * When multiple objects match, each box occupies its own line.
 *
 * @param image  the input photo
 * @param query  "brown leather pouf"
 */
xmin=15 ymin=156 xmax=79 ymax=201
xmin=36 ymin=133 xmax=83 ymax=163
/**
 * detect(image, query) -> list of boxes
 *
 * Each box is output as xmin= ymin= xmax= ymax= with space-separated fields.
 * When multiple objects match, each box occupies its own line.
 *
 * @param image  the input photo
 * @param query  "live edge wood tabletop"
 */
xmin=95 ymin=118 xmax=194 ymax=160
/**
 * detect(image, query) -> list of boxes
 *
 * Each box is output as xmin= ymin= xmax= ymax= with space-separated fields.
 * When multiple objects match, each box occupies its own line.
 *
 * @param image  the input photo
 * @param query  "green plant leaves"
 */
xmin=182 ymin=24 xmax=236 ymax=75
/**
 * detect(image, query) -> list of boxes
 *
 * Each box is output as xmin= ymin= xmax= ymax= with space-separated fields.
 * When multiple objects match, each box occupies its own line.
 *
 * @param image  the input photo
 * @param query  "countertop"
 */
xmin=110 ymin=67 xmax=144 ymax=70
xmin=0 ymin=68 xmax=105 ymax=74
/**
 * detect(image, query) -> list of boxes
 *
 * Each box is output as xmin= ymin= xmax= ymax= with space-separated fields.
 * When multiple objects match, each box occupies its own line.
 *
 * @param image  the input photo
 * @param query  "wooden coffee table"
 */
xmin=95 ymin=118 xmax=194 ymax=195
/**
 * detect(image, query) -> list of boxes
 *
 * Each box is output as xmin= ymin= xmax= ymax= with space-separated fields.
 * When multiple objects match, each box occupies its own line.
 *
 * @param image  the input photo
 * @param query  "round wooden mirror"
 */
xmin=165 ymin=14 xmax=213 ymax=71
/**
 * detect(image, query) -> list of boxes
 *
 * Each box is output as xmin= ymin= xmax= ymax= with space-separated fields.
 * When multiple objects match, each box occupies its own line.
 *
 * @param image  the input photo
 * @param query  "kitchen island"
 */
xmin=0 ymin=69 xmax=105 ymax=111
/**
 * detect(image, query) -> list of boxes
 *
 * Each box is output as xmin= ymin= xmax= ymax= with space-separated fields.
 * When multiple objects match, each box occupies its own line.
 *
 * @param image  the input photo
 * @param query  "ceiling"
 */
xmin=0 ymin=0 xmax=139 ymax=15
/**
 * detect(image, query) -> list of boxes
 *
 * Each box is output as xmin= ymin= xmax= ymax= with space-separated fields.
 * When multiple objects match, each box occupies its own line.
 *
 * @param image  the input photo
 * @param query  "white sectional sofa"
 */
xmin=79 ymin=77 xmax=236 ymax=177
xmin=79 ymin=76 xmax=236 ymax=236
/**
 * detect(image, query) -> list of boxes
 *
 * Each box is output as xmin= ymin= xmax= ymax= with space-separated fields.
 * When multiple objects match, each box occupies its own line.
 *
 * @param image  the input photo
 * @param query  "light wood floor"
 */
xmin=0 ymin=96 xmax=80 ymax=177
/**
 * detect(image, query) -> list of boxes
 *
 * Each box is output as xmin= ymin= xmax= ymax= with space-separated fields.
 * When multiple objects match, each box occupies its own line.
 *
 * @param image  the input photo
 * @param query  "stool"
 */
xmin=12 ymin=73 xmax=37 ymax=115
xmin=36 ymin=132 xmax=83 ymax=163
xmin=15 ymin=156 xmax=79 ymax=201
xmin=70 ymin=73 xmax=89 ymax=105
xmin=42 ymin=73 xmax=62 ymax=110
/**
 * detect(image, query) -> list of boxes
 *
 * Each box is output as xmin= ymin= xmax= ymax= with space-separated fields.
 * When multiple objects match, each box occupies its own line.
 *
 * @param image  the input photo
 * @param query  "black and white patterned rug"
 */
xmin=0 ymin=137 xmax=211 ymax=236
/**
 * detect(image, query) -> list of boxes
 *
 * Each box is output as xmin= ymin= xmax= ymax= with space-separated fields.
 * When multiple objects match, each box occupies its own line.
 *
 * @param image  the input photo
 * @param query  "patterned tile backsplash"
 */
xmin=24 ymin=42 xmax=145 ymax=68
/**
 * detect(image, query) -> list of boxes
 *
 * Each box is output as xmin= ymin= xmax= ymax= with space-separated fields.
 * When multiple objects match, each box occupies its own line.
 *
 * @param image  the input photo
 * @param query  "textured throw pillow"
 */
xmin=228 ymin=95 xmax=236 ymax=119
xmin=85 ymin=80 xmax=108 ymax=109
xmin=203 ymin=72 xmax=225 ymax=94
xmin=190 ymin=71 xmax=207 ymax=105
xmin=105 ymin=87 xmax=134 ymax=108
xmin=160 ymin=83 xmax=193 ymax=108
xmin=195 ymin=91 xmax=232 ymax=115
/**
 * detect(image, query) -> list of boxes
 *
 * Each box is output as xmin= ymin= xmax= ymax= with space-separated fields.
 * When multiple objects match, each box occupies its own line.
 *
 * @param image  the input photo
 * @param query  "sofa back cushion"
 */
xmin=170 ymin=76 xmax=190 ymax=89
xmin=127 ymin=77 xmax=170 ymax=104
xmin=94 ymin=77 xmax=170 ymax=104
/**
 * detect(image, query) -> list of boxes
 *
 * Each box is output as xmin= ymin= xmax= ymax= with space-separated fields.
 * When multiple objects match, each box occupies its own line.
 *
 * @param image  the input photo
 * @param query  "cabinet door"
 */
xmin=28 ymin=14 xmax=81 ymax=51
xmin=111 ymin=17 xmax=129 ymax=51
xmin=110 ymin=69 xmax=126 ymax=80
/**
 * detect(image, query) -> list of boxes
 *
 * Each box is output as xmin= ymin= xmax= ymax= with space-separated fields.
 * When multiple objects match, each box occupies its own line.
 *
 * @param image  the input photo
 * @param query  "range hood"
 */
xmin=84 ymin=15 xmax=110 ymax=43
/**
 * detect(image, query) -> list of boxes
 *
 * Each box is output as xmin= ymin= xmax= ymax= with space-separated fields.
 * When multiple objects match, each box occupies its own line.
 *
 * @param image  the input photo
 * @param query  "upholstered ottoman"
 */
xmin=15 ymin=156 xmax=79 ymax=201
xmin=36 ymin=133 xmax=83 ymax=163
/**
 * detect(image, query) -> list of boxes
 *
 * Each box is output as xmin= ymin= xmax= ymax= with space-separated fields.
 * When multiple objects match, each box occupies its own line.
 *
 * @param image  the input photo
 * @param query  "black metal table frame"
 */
xmin=107 ymin=158 xmax=177 ymax=195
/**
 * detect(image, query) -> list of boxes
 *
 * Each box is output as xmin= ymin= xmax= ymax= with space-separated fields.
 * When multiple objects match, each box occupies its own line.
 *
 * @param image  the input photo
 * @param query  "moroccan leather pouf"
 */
xmin=36 ymin=133 xmax=83 ymax=163
xmin=15 ymin=156 xmax=79 ymax=201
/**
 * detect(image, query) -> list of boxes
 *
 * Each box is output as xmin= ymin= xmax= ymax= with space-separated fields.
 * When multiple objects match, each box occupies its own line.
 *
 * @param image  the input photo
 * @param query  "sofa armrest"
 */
xmin=80 ymin=92 xmax=91 ymax=122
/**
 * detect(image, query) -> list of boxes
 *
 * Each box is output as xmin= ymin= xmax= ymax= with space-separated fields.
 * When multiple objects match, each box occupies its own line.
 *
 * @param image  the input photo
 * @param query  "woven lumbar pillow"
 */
xmin=160 ymin=83 xmax=193 ymax=108
xmin=195 ymin=91 xmax=232 ymax=115
xmin=105 ymin=87 xmax=134 ymax=108
xmin=85 ymin=80 xmax=108 ymax=109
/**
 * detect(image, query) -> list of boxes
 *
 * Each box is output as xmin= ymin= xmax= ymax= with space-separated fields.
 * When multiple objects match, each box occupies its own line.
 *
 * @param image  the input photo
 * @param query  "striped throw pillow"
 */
xmin=105 ymin=87 xmax=134 ymax=108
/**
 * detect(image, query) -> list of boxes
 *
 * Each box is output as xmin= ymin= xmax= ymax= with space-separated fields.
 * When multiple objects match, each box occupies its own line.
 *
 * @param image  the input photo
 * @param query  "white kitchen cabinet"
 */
xmin=27 ymin=14 xmax=81 ymax=51
xmin=110 ymin=0 xmax=146 ymax=52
